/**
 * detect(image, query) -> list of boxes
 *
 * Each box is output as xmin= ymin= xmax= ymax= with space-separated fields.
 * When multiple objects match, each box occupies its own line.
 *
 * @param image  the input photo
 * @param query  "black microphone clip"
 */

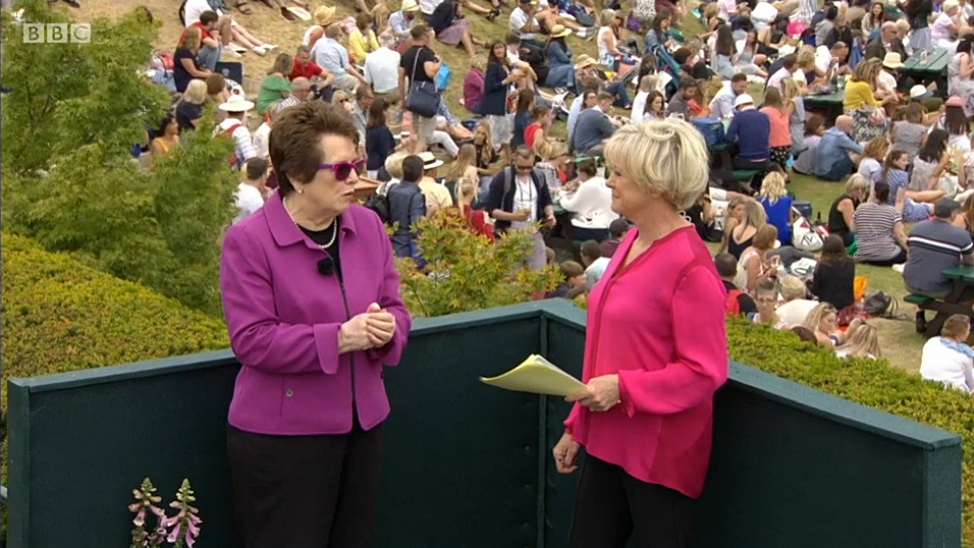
xmin=317 ymin=257 xmax=335 ymax=276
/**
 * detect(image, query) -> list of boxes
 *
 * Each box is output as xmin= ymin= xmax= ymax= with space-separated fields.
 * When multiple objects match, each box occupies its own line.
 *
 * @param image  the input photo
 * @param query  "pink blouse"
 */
xmin=564 ymin=225 xmax=729 ymax=498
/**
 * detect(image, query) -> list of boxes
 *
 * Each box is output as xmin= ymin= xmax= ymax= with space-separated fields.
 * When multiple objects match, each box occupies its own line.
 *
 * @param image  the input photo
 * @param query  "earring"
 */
xmin=297 ymin=187 xmax=304 ymax=194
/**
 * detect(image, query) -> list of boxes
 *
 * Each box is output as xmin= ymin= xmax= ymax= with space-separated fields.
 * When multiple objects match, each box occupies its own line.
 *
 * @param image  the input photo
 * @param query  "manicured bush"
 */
xmin=1 ymin=233 xmax=229 ymax=409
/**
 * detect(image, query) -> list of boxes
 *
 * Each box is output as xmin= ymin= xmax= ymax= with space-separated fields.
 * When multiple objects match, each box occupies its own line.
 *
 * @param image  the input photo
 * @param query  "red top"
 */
xmin=564 ymin=225 xmax=728 ymax=498
xmin=459 ymin=205 xmax=495 ymax=242
xmin=289 ymin=59 xmax=324 ymax=81
xmin=180 ymin=21 xmax=212 ymax=43
xmin=525 ymin=123 xmax=543 ymax=149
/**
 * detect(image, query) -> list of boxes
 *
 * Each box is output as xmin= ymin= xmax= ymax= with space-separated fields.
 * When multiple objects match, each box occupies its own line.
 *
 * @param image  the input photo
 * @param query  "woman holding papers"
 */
xmin=219 ymin=101 xmax=411 ymax=547
xmin=552 ymin=119 xmax=729 ymax=548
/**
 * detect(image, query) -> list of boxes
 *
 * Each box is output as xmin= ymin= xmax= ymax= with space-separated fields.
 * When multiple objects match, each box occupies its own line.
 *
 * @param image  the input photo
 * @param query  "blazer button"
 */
xmin=285 ymin=388 xmax=294 ymax=397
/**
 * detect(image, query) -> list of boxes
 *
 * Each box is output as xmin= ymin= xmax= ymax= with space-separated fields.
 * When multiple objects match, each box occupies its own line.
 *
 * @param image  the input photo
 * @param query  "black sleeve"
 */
xmin=810 ymin=263 xmax=824 ymax=297
xmin=738 ymin=294 xmax=758 ymax=316
xmin=483 ymin=170 xmax=507 ymax=213
xmin=429 ymin=0 xmax=453 ymax=35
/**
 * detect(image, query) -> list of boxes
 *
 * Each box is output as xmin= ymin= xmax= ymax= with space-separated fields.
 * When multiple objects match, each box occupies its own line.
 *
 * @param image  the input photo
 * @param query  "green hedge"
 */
xmin=1 ymin=233 xmax=229 ymax=408
xmin=726 ymin=318 xmax=974 ymax=545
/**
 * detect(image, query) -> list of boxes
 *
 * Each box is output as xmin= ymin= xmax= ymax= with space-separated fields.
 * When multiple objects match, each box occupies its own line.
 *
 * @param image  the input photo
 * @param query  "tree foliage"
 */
xmin=1 ymin=1 xmax=237 ymax=316
xmin=395 ymin=212 xmax=561 ymax=317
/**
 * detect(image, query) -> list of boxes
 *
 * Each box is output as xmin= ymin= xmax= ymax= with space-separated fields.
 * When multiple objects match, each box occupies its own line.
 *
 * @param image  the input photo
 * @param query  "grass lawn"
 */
xmin=67 ymin=0 xmax=928 ymax=370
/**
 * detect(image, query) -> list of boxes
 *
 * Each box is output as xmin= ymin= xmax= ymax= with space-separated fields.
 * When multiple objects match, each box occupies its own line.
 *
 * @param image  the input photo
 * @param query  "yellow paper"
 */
xmin=480 ymin=354 xmax=586 ymax=397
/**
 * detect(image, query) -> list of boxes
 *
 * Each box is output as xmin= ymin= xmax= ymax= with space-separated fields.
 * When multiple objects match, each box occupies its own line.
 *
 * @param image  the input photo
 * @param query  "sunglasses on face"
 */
xmin=515 ymin=164 xmax=534 ymax=171
xmin=320 ymin=158 xmax=366 ymax=181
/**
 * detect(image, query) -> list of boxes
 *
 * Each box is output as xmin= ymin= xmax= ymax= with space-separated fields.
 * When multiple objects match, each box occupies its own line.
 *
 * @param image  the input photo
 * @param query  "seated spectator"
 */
xmin=725 ymin=94 xmax=772 ymax=173
xmin=735 ymin=224 xmax=779 ymax=294
xmin=665 ymin=77 xmax=701 ymax=120
xmin=275 ymin=77 xmax=313 ymax=116
xmin=173 ymin=26 xmax=212 ymax=94
xmin=233 ymin=158 xmax=270 ymax=224
xmin=218 ymin=96 xmax=257 ymax=170
xmin=256 ymin=54 xmax=293 ymax=116
xmin=533 ymin=137 xmax=569 ymax=192
xmin=417 ymin=152 xmax=455 ymax=214
xmin=752 ymin=279 xmax=788 ymax=328
xmin=552 ymin=260 xmax=587 ymax=297
xmin=904 ymin=199 xmax=974 ymax=299
xmin=757 ymin=172 xmax=795 ymax=246
xmin=912 ymin=128 xmax=951 ymax=191
xmin=835 ymin=323 xmax=882 ymax=358
xmin=430 ymin=0 xmax=483 ymax=58
xmin=253 ymin=111 xmax=272 ymax=160
xmin=454 ymin=176 xmax=495 ymax=242
xmin=205 ymin=72 xmax=230 ymax=106
xmin=570 ymin=91 xmax=621 ymax=155
xmin=792 ymin=114 xmax=826 ymax=175
xmin=813 ymin=115 xmax=863 ymax=181
xmin=175 ymin=80 xmax=208 ymax=133
xmin=717 ymin=197 xmax=749 ymax=254
xmin=580 ymin=239 xmax=610 ymax=288
xmin=828 ymin=174 xmax=870 ymax=247
xmin=350 ymin=13 xmax=381 ymax=65
xmin=935 ymin=96 xmax=973 ymax=152
xmin=766 ymin=53 xmax=798 ymax=92
xmin=889 ymin=102 xmax=927 ymax=163
xmin=805 ymin=303 xmax=860 ymax=347
xmin=560 ymin=158 xmax=616 ymax=242
xmin=312 ymin=24 xmax=367 ymax=92
xmin=388 ymin=155 xmax=428 ymax=261
xmin=857 ymin=136 xmax=888 ymax=182
xmin=645 ymin=11 xmax=676 ymax=53
xmin=875 ymin=149 xmax=939 ymax=222
xmin=525 ymin=104 xmax=551 ymax=150
xmin=182 ymin=10 xmax=223 ymax=71
xmin=366 ymin=99 xmax=396 ymax=179
xmin=709 ymin=73 xmax=749 ymax=121
xmin=387 ymin=0 xmax=420 ymax=49
xmin=811 ymin=234 xmax=857 ymax=312
xmin=920 ymin=313 xmax=974 ymax=393
xmin=715 ymin=252 xmax=758 ymax=317
xmin=727 ymin=199 xmax=768 ymax=260
xmin=600 ymin=218 xmax=630 ymax=258
xmin=183 ymin=0 xmax=275 ymax=54
xmin=776 ymin=275 xmax=820 ymax=327
xmin=853 ymin=180 xmax=908 ymax=266
xmin=545 ymin=25 xmax=577 ymax=90
xmin=149 ymin=114 xmax=180 ymax=166
xmin=463 ymin=54 xmax=487 ymax=115
xmin=513 ymin=89 xmax=536 ymax=149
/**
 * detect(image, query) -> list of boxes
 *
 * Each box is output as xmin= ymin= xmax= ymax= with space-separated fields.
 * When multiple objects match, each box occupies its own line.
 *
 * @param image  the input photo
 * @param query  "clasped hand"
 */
xmin=565 ymin=374 xmax=621 ymax=413
xmin=340 ymin=303 xmax=396 ymax=352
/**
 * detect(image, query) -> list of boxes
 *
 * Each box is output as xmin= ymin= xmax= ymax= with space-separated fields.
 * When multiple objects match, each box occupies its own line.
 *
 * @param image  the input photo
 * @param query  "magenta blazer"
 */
xmin=220 ymin=193 xmax=411 ymax=436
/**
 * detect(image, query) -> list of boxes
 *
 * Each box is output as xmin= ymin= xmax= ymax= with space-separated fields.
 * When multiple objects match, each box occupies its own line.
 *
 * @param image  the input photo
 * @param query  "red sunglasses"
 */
xmin=319 ymin=158 xmax=366 ymax=181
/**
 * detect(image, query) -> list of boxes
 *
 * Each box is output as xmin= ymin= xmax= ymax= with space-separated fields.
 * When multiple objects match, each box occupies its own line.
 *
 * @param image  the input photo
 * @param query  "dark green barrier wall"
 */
xmin=6 ymin=300 xmax=964 ymax=548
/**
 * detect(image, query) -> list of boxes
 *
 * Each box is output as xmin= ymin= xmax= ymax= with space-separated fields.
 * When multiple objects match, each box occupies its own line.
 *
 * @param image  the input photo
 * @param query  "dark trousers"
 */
xmin=227 ymin=420 xmax=384 ymax=548
xmin=860 ymin=245 xmax=908 ymax=267
xmin=573 ymin=226 xmax=610 ymax=242
xmin=568 ymin=454 xmax=694 ymax=548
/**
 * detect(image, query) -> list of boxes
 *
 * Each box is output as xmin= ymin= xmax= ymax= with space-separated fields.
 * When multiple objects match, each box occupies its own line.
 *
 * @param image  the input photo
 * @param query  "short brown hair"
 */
xmin=560 ymin=260 xmax=584 ymax=279
xmin=596 ymin=91 xmax=615 ymax=103
xmin=410 ymin=24 xmax=429 ymax=39
xmin=753 ymin=224 xmax=779 ymax=250
xmin=942 ymin=314 xmax=971 ymax=340
xmin=205 ymin=72 xmax=226 ymax=96
xmin=269 ymin=101 xmax=359 ymax=196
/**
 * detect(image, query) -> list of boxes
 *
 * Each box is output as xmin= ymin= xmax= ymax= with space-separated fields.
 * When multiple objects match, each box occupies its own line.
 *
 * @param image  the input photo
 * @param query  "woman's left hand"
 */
xmin=365 ymin=303 xmax=397 ymax=347
xmin=566 ymin=374 xmax=621 ymax=412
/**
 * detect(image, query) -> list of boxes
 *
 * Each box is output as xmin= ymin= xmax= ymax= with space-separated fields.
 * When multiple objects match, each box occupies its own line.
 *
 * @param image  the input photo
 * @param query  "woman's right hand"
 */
xmin=339 ymin=312 xmax=377 ymax=353
xmin=553 ymin=432 xmax=581 ymax=474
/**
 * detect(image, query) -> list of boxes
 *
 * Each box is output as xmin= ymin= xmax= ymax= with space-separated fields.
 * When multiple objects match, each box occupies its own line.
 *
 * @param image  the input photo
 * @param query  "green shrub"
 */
xmin=1 ymin=233 xmax=229 ymax=410
xmin=395 ymin=212 xmax=561 ymax=317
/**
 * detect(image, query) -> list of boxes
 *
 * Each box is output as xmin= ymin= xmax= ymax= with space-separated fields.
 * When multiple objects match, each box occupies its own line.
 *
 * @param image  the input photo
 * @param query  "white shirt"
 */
xmin=420 ymin=0 xmax=444 ymax=15
xmin=858 ymin=157 xmax=881 ymax=181
xmin=510 ymin=8 xmax=538 ymax=40
xmin=511 ymin=174 xmax=537 ymax=230
xmin=234 ymin=183 xmax=265 ymax=224
xmin=920 ymin=336 xmax=974 ymax=393
xmin=932 ymin=12 xmax=955 ymax=43
xmin=559 ymin=177 xmax=618 ymax=229
xmin=585 ymin=257 xmax=611 ymax=288
xmin=814 ymin=45 xmax=832 ymax=74
xmin=364 ymin=47 xmax=402 ymax=94
xmin=877 ymin=69 xmax=897 ymax=95
xmin=253 ymin=122 xmax=271 ymax=160
xmin=183 ymin=0 xmax=217 ymax=26
xmin=776 ymin=299 xmax=819 ymax=326
xmin=709 ymin=84 xmax=738 ymax=121
xmin=767 ymin=67 xmax=792 ymax=92
xmin=631 ymin=91 xmax=649 ymax=123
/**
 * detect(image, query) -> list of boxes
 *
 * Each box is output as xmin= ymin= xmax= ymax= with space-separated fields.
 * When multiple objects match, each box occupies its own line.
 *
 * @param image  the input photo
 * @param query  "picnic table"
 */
xmin=803 ymin=90 xmax=845 ymax=126
xmin=899 ymin=49 xmax=950 ymax=97
xmin=909 ymin=264 xmax=974 ymax=338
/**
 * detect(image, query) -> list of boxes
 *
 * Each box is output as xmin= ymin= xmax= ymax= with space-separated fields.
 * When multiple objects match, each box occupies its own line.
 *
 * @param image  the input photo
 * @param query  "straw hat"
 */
xmin=549 ymin=24 xmax=572 ymax=38
xmin=314 ymin=5 xmax=336 ymax=25
xmin=401 ymin=0 xmax=420 ymax=11
xmin=909 ymin=84 xmax=932 ymax=100
xmin=419 ymin=151 xmax=444 ymax=170
xmin=882 ymin=52 xmax=904 ymax=69
xmin=574 ymin=54 xmax=597 ymax=70
xmin=219 ymin=94 xmax=255 ymax=112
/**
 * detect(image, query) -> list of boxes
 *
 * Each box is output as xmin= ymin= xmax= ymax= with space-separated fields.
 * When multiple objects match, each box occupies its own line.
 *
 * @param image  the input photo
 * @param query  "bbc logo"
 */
xmin=22 ymin=23 xmax=91 ymax=44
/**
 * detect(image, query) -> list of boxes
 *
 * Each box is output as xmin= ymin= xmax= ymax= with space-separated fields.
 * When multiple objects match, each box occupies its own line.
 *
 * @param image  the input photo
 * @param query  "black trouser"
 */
xmin=227 ymin=420 xmax=384 ymax=548
xmin=568 ymin=454 xmax=694 ymax=548
xmin=859 ymin=245 xmax=908 ymax=267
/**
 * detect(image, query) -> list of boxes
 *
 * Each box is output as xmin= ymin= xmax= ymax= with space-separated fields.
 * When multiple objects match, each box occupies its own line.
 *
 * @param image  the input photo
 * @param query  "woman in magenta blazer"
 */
xmin=220 ymin=101 xmax=411 ymax=548
xmin=553 ymin=119 xmax=729 ymax=547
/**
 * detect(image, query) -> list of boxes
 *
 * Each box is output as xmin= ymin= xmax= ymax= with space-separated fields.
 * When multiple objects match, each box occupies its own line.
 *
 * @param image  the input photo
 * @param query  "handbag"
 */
xmin=405 ymin=47 xmax=441 ymax=119
xmin=436 ymin=62 xmax=452 ymax=91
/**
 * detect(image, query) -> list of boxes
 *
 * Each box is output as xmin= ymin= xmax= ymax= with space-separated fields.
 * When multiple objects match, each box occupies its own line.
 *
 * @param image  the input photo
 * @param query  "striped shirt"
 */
xmin=904 ymin=219 xmax=974 ymax=292
xmin=853 ymin=202 xmax=903 ymax=263
xmin=275 ymin=95 xmax=301 ymax=115
xmin=217 ymin=118 xmax=256 ymax=170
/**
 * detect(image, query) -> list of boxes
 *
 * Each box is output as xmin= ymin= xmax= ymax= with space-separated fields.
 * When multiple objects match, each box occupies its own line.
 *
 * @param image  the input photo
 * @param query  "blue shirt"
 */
xmin=312 ymin=37 xmax=349 ymax=77
xmin=725 ymin=109 xmax=770 ymax=162
xmin=760 ymin=195 xmax=794 ymax=246
xmin=814 ymin=127 xmax=863 ymax=177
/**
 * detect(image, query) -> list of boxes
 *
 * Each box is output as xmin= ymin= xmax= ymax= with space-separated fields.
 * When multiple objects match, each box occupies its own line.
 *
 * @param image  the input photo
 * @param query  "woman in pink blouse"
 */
xmin=553 ymin=119 xmax=729 ymax=547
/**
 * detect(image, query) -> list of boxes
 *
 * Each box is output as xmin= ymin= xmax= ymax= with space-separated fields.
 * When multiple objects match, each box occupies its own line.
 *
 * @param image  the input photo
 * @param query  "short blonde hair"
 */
xmin=603 ymin=119 xmax=710 ymax=211
xmin=845 ymin=173 xmax=870 ymax=195
xmin=759 ymin=172 xmax=787 ymax=203
xmin=942 ymin=313 xmax=971 ymax=340
xmin=599 ymin=8 xmax=616 ymax=26
xmin=778 ymin=275 xmax=807 ymax=301
xmin=385 ymin=152 xmax=408 ymax=179
xmin=183 ymin=79 xmax=208 ymax=104
xmin=804 ymin=302 xmax=838 ymax=331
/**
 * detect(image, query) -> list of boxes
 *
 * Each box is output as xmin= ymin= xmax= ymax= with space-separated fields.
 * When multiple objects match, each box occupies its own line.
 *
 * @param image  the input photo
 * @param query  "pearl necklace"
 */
xmin=283 ymin=197 xmax=338 ymax=248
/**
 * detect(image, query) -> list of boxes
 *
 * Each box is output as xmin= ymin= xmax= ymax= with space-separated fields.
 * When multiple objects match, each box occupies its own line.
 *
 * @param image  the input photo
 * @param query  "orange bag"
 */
xmin=854 ymin=276 xmax=868 ymax=302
